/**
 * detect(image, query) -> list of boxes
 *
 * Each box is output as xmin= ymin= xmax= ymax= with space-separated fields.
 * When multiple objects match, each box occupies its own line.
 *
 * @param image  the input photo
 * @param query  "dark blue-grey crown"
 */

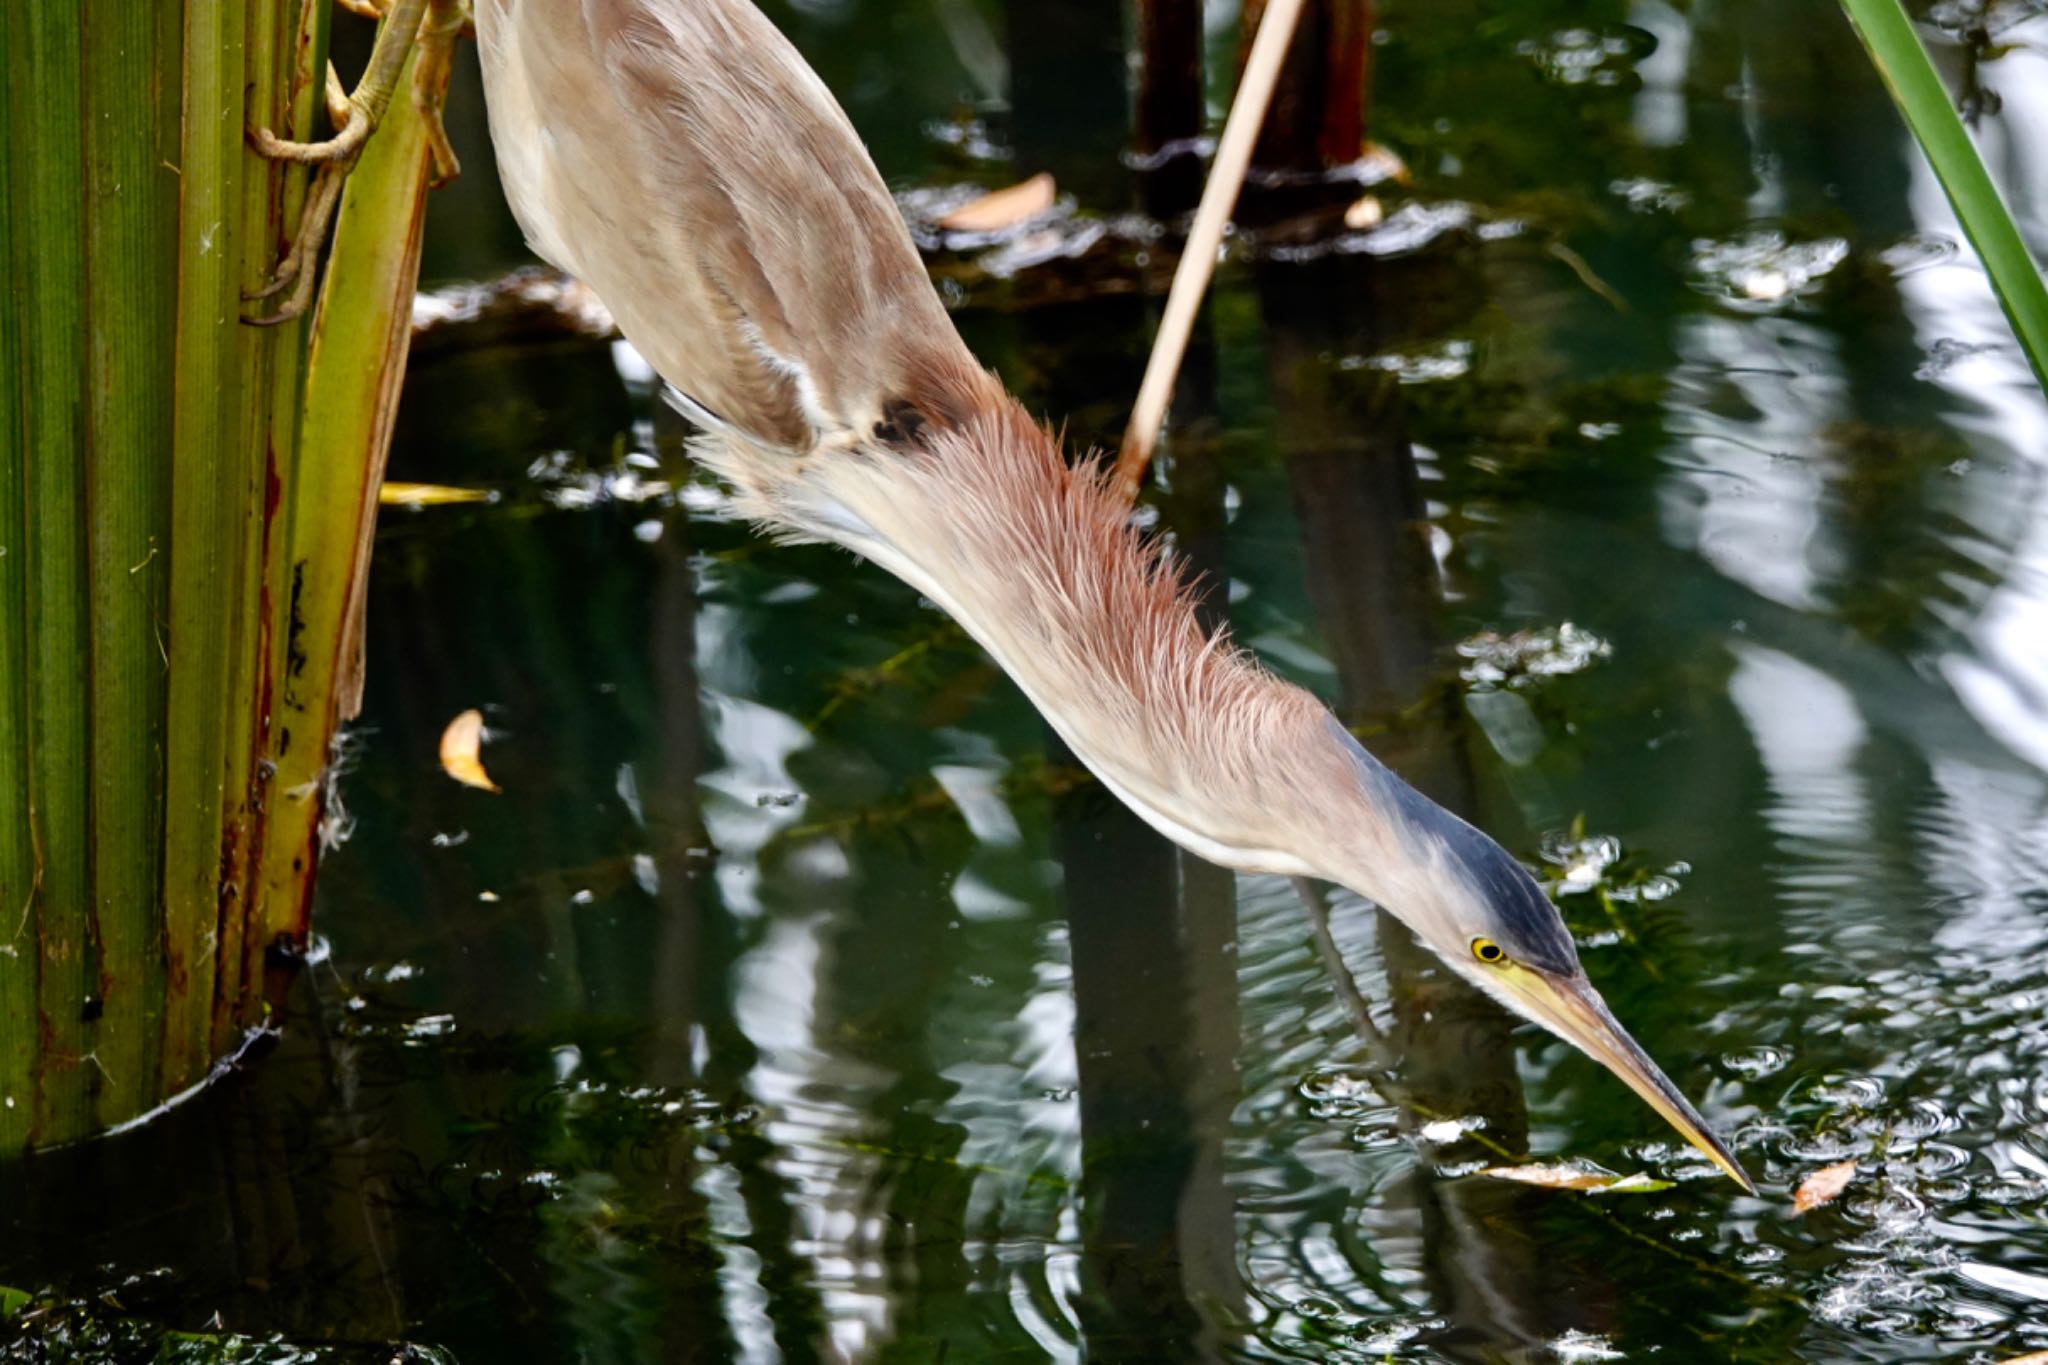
xmin=1330 ymin=717 xmax=1583 ymax=977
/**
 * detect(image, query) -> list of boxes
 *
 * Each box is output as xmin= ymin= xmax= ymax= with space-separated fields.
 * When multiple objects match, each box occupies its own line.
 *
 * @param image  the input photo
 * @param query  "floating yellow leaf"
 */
xmin=1478 ymin=1164 xmax=1671 ymax=1194
xmin=1793 ymin=1160 xmax=1858 ymax=1213
xmin=1998 ymin=1353 xmax=2048 ymax=1364
xmin=380 ymin=481 xmax=495 ymax=508
xmin=938 ymin=173 xmax=1056 ymax=232
xmin=438 ymin=709 xmax=500 ymax=792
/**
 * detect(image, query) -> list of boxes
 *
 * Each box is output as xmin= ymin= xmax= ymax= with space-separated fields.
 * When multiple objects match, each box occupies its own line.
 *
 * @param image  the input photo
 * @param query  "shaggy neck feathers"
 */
xmin=708 ymin=398 xmax=1355 ymax=875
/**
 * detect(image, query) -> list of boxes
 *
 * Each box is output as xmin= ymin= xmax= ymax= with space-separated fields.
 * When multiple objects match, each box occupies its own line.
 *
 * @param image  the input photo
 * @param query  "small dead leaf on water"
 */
xmin=1793 ymin=1160 xmax=1858 ymax=1213
xmin=1479 ymin=1164 xmax=1672 ymax=1194
xmin=1997 ymin=1353 xmax=2048 ymax=1364
xmin=439 ymin=709 xmax=500 ymax=793
xmin=380 ymin=481 xmax=495 ymax=508
xmin=938 ymin=173 xmax=1056 ymax=232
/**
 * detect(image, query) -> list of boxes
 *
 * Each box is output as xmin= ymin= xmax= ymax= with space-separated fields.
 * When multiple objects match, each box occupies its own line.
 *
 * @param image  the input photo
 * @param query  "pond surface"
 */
xmin=7 ymin=0 xmax=2048 ymax=1360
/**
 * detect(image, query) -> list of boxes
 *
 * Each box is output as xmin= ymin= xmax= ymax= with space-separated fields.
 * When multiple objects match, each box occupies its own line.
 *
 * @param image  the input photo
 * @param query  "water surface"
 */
xmin=6 ymin=1 xmax=2048 ymax=1360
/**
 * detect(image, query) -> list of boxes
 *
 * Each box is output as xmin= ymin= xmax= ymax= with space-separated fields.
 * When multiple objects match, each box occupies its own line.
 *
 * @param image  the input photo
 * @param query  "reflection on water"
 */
xmin=5 ymin=0 xmax=2048 ymax=1361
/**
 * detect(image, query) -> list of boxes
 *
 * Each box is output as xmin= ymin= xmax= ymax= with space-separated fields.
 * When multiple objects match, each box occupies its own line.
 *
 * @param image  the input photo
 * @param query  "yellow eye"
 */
xmin=1472 ymin=938 xmax=1506 ymax=965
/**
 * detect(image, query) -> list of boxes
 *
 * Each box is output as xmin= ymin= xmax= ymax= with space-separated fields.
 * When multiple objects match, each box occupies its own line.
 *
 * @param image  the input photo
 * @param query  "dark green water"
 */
xmin=7 ymin=1 xmax=2048 ymax=1360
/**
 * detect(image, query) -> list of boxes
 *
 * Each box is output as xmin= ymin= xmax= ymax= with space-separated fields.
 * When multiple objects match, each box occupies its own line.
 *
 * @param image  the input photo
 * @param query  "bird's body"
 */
xmin=473 ymin=0 xmax=1753 ymax=1190
xmin=475 ymin=0 xmax=1338 ymax=880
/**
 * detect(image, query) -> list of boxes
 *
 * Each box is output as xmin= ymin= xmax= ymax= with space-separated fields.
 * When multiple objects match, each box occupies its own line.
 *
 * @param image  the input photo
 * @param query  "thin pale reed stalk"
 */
xmin=1115 ymin=0 xmax=1309 ymax=504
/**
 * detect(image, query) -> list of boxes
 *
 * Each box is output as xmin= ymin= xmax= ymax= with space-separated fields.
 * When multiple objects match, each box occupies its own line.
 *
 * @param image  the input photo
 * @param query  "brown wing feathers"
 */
xmin=486 ymin=0 xmax=992 ymax=450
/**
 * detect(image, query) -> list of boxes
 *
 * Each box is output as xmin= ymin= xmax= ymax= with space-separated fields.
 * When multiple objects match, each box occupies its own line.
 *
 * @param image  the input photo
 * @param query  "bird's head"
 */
xmin=1320 ymin=720 xmax=1755 ymax=1192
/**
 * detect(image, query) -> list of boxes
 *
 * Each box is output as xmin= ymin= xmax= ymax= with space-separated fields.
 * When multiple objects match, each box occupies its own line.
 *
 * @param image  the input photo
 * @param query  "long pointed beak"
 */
xmin=1503 ymin=966 xmax=1756 ymax=1193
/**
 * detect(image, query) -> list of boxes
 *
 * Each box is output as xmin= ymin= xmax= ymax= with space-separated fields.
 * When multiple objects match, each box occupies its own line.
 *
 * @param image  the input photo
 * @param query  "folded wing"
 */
xmin=474 ymin=0 xmax=992 ymax=452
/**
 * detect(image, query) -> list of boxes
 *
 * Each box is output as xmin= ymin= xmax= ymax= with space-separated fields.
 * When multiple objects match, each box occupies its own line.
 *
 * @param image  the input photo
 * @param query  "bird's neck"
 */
xmin=768 ymin=399 xmax=1376 ymax=879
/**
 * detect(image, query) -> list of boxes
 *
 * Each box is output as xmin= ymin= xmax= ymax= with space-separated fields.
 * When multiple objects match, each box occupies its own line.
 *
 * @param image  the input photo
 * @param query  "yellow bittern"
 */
xmin=470 ymin=0 xmax=1754 ymax=1191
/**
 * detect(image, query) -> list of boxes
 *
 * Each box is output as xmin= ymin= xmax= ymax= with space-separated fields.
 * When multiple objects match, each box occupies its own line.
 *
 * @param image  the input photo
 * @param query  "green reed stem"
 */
xmin=1841 ymin=0 xmax=2048 ymax=390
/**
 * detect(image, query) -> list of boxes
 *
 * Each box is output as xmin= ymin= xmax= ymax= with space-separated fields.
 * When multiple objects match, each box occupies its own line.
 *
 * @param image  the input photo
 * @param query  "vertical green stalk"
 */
xmin=0 ymin=1 xmax=35 ymax=1152
xmin=161 ymin=0 xmax=250 ymax=1093
xmin=81 ymin=0 xmax=181 ymax=1128
xmin=219 ymin=0 xmax=326 ymax=1042
xmin=10 ymin=0 xmax=93 ymax=1144
xmin=1840 ymin=0 xmax=2048 ymax=389
xmin=0 ymin=0 xmax=404 ymax=1151
xmin=258 ymin=36 xmax=437 ymax=951
xmin=211 ymin=0 xmax=284 ymax=1052
xmin=212 ymin=0 xmax=319 ymax=1055
xmin=245 ymin=0 xmax=330 ymax=939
